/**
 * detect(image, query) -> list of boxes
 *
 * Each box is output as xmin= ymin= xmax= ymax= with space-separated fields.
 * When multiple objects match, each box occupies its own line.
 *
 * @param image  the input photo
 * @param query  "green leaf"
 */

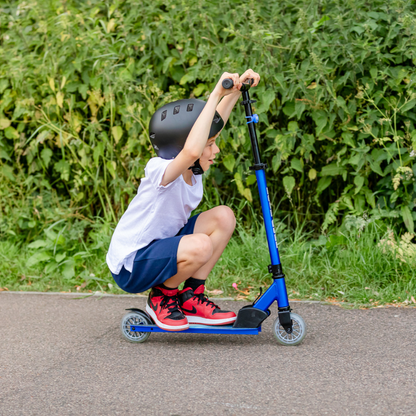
xmin=27 ymin=251 xmax=51 ymax=267
xmin=56 ymin=253 xmax=66 ymax=263
xmin=282 ymin=101 xmax=295 ymax=118
xmin=295 ymin=100 xmax=305 ymax=119
xmin=283 ymin=176 xmax=295 ymax=195
xmin=326 ymin=235 xmax=347 ymax=249
xmin=255 ymin=89 xmax=275 ymax=113
xmin=41 ymin=148 xmax=53 ymax=168
xmin=45 ymin=262 xmax=60 ymax=274
xmin=193 ymin=83 xmax=206 ymax=97
xmin=368 ymin=158 xmax=384 ymax=177
xmin=62 ymin=262 xmax=75 ymax=280
xmin=162 ymin=57 xmax=175 ymax=74
xmin=354 ymin=176 xmax=364 ymax=194
xmin=243 ymin=188 xmax=252 ymax=202
xmin=0 ymin=79 xmax=9 ymax=94
xmin=112 ymin=126 xmax=123 ymax=144
xmin=93 ymin=142 xmax=104 ymax=166
xmin=0 ymin=118 xmax=11 ymax=130
xmin=400 ymin=99 xmax=416 ymax=113
xmin=336 ymin=96 xmax=349 ymax=113
xmin=288 ymin=121 xmax=298 ymax=132
xmin=401 ymin=206 xmax=414 ymax=233
xmin=364 ymin=189 xmax=376 ymax=209
xmin=317 ymin=176 xmax=332 ymax=194
xmin=246 ymin=174 xmax=257 ymax=186
xmin=291 ymin=158 xmax=303 ymax=173
xmin=54 ymin=160 xmax=70 ymax=181
xmin=0 ymin=165 xmax=15 ymax=182
xmin=272 ymin=153 xmax=281 ymax=172
xmin=106 ymin=160 xmax=116 ymax=179
xmin=78 ymin=84 xmax=89 ymax=100
xmin=179 ymin=72 xmax=196 ymax=85
xmin=312 ymin=110 xmax=327 ymax=135
xmin=28 ymin=240 xmax=48 ymax=249
xmin=321 ymin=164 xmax=347 ymax=176
xmin=0 ymin=149 xmax=11 ymax=161
xmin=222 ymin=154 xmax=235 ymax=172
xmin=5 ymin=126 xmax=19 ymax=139
xmin=308 ymin=168 xmax=317 ymax=180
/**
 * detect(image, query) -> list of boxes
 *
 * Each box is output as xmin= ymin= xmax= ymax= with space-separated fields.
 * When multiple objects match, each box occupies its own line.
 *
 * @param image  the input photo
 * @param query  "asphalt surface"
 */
xmin=0 ymin=293 xmax=415 ymax=416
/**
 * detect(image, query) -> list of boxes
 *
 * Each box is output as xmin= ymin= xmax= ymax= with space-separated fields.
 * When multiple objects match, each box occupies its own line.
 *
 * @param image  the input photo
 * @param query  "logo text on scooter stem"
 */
xmin=266 ymin=187 xmax=278 ymax=248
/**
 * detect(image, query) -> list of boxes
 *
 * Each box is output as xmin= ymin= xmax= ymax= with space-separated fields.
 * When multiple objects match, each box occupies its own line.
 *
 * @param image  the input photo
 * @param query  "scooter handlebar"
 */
xmin=222 ymin=78 xmax=254 ymax=91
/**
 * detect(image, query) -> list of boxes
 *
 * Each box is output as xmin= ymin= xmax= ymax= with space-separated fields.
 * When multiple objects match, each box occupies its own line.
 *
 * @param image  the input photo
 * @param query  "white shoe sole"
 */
xmin=185 ymin=315 xmax=237 ymax=325
xmin=146 ymin=304 xmax=189 ymax=331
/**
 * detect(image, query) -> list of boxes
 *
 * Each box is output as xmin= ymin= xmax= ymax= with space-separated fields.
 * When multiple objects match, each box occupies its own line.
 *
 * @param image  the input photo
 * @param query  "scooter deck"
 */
xmin=130 ymin=324 xmax=261 ymax=335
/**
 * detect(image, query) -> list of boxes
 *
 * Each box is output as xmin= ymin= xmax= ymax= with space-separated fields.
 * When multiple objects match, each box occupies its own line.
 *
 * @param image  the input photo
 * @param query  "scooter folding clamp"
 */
xmin=249 ymin=162 xmax=267 ymax=171
xmin=240 ymin=99 xmax=257 ymax=106
xmin=268 ymin=264 xmax=285 ymax=279
xmin=245 ymin=114 xmax=259 ymax=124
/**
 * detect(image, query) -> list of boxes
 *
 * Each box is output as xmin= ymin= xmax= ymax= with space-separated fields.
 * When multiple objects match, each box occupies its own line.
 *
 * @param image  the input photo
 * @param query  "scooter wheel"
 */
xmin=121 ymin=310 xmax=152 ymax=343
xmin=273 ymin=312 xmax=306 ymax=346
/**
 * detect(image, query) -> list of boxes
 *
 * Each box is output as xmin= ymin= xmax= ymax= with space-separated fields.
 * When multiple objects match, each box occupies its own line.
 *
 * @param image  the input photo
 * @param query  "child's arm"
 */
xmin=160 ymin=72 xmax=242 ymax=187
xmin=216 ymin=69 xmax=261 ymax=125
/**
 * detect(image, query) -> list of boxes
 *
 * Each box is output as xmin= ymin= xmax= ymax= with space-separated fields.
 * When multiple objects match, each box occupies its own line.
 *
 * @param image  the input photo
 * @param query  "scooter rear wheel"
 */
xmin=121 ymin=310 xmax=152 ymax=343
xmin=273 ymin=312 xmax=306 ymax=346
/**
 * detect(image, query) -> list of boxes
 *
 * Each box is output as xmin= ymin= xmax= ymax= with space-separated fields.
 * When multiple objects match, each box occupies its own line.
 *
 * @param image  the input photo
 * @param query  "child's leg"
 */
xmin=163 ymin=233 xmax=214 ymax=288
xmin=147 ymin=233 xmax=214 ymax=331
xmin=163 ymin=205 xmax=235 ymax=287
xmin=176 ymin=205 xmax=237 ymax=325
xmin=189 ymin=205 xmax=236 ymax=281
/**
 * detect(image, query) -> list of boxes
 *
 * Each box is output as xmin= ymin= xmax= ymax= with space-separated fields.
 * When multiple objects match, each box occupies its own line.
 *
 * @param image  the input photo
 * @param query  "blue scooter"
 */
xmin=120 ymin=79 xmax=306 ymax=346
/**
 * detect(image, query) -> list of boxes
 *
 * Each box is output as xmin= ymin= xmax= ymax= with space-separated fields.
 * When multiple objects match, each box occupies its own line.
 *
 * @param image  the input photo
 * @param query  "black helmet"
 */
xmin=149 ymin=99 xmax=224 ymax=174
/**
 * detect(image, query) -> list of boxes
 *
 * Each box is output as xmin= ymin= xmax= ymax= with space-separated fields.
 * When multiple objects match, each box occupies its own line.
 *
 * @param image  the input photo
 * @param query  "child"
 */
xmin=106 ymin=70 xmax=260 ymax=331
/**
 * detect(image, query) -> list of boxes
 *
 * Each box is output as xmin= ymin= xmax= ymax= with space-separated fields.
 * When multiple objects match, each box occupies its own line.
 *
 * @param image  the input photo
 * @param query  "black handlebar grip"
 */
xmin=222 ymin=78 xmax=234 ymax=89
xmin=222 ymin=78 xmax=234 ymax=90
xmin=222 ymin=77 xmax=255 ymax=90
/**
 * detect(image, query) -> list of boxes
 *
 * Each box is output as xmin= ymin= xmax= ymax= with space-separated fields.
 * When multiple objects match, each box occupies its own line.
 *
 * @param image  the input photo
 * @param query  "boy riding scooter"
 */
xmin=107 ymin=70 xmax=260 ymax=331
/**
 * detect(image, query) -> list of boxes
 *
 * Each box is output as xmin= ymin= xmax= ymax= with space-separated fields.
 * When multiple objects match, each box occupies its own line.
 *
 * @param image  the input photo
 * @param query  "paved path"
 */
xmin=0 ymin=293 xmax=415 ymax=415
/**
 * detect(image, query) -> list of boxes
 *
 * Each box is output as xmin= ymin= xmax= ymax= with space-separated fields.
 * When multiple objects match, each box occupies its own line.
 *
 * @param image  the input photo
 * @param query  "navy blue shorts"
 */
xmin=111 ymin=213 xmax=201 ymax=294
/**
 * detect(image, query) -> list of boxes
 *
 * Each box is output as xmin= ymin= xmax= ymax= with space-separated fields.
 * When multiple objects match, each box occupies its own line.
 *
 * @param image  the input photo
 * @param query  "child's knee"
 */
xmin=189 ymin=234 xmax=213 ymax=263
xmin=215 ymin=205 xmax=236 ymax=233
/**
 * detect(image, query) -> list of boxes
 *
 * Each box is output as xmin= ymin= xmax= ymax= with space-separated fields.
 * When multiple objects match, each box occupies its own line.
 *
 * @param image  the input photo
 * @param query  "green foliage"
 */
xmin=0 ymin=0 xmax=416 ymax=242
xmin=2 ymin=213 xmax=415 ymax=306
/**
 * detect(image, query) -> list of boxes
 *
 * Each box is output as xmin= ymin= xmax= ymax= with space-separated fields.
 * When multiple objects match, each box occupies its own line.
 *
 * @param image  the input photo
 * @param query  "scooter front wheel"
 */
xmin=273 ymin=312 xmax=306 ymax=346
xmin=121 ymin=310 xmax=152 ymax=343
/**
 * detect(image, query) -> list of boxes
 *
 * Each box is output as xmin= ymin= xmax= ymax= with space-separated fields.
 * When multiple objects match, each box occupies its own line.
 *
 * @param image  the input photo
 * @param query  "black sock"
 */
xmin=159 ymin=283 xmax=178 ymax=290
xmin=183 ymin=277 xmax=206 ymax=292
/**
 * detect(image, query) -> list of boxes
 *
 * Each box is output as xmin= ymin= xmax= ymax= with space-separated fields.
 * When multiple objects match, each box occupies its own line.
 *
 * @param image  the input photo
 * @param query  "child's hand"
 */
xmin=213 ymin=72 xmax=242 ymax=98
xmin=240 ymin=69 xmax=260 ymax=87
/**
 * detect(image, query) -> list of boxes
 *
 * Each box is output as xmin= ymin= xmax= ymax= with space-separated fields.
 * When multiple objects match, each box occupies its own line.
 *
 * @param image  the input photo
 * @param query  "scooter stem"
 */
xmin=240 ymin=87 xmax=289 ymax=309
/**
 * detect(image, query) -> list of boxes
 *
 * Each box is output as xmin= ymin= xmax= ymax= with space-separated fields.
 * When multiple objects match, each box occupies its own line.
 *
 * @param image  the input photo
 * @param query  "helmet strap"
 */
xmin=188 ymin=159 xmax=204 ymax=175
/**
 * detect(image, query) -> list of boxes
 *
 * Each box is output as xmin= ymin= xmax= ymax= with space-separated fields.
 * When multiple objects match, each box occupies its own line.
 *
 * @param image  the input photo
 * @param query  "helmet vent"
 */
xmin=161 ymin=110 xmax=167 ymax=121
xmin=187 ymin=104 xmax=194 ymax=112
xmin=173 ymin=105 xmax=180 ymax=115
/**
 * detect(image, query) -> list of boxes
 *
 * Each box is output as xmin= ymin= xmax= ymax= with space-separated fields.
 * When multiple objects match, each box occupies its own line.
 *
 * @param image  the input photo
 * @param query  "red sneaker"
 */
xmin=178 ymin=285 xmax=236 ymax=325
xmin=146 ymin=286 xmax=189 ymax=331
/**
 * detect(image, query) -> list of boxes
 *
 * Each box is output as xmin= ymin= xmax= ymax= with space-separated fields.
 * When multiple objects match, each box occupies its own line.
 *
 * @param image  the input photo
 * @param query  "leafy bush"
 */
xmin=0 ymin=0 xmax=415 ymax=241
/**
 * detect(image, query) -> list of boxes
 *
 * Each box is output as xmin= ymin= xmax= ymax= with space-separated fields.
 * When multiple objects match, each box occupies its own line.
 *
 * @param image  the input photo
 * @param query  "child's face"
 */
xmin=199 ymin=133 xmax=220 ymax=172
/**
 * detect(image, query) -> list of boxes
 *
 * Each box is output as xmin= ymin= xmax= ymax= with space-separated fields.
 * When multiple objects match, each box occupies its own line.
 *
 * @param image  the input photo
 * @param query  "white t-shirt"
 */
xmin=106 ymin=157 xmax=203 ymax=274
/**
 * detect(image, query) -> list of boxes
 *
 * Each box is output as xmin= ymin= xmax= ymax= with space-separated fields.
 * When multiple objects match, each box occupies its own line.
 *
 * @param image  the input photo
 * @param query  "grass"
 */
xmin=1 ymin=216 xmax=415 ymax=309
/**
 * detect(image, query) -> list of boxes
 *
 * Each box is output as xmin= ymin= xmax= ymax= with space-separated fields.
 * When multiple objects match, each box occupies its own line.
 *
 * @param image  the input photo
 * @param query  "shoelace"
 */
xmin=193 ymin=292 xmax=220 ymax=310
xmin=160 ymin=295 xmax=182 ymax=315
